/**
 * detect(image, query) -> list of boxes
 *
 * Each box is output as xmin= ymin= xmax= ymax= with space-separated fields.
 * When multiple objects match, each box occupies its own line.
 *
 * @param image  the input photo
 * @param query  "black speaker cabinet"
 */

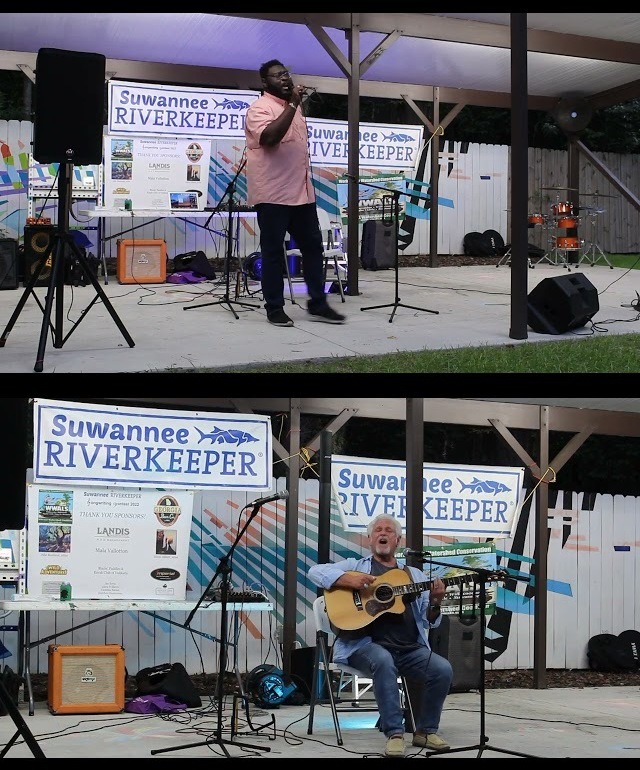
xmin=360 ymin=220 xmax=395 ymax=270
xmin=0 ymin=239 xmax=19 ymax=290
xmin=428 ymin=614 xmax=482 ymax=693
xmin=33 ymin=48 xmax=106 ymax=166
xmin=0 ymin=398 xmax=28 ymax=529
xmin=527 ymin=272 xmax=599 ymax=334
xmin=289 ymin=646 xmax=317 ymax=703
xmin=23 ymin=225 xmax=56 ymax=287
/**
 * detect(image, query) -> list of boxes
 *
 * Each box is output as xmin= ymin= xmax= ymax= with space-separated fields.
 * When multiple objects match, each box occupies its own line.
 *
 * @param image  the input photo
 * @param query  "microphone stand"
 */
xmin=358 ymin=181 xmax=439 ymax=323
xmin=151 ymin=497 xmax=273 ymax=758
xmin=184 ymin=155 xmax=259 ymax=318
xmin=413 ymin=555 xmax=537 ymax=759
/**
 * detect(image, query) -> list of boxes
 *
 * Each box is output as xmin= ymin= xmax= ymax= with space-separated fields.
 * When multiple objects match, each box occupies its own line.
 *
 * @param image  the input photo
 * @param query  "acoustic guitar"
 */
xmin=324 ymin=567 xmax=500 ymax=632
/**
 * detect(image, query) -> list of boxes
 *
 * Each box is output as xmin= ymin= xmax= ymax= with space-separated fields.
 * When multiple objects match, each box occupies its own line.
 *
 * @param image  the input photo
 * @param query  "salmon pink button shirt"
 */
xmin=245 ymin=91 xmax=315 ymax=206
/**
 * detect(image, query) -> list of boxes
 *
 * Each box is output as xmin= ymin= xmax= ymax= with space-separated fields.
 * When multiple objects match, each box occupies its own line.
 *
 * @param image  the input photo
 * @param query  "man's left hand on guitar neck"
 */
xmin=427 ymin=577 xmax=446 ymax=619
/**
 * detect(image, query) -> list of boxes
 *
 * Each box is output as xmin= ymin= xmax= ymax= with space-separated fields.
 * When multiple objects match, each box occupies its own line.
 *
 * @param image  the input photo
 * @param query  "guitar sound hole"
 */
xmin=375 ymin=585 xmax=393 ymax=602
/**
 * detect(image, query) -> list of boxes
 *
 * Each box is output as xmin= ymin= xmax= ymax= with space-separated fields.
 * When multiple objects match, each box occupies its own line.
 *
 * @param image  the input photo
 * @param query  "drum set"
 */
xmin=526 ymin=187 xmax=614 ymax=269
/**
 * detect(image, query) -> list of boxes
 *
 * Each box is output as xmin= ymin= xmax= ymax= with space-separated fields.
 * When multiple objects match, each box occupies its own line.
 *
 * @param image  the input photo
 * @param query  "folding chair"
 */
xmin=307 ymin=596 xmax=414 ymax=746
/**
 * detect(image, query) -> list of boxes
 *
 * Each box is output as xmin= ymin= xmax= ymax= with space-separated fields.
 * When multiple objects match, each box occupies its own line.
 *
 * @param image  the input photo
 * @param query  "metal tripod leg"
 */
xmin=579 ymin=242 xmax=614 ymax=268
xmin=496 ymin=247 xmax=533 ymax=269
xmin=283 ymin=244 xmax=298 ymax=305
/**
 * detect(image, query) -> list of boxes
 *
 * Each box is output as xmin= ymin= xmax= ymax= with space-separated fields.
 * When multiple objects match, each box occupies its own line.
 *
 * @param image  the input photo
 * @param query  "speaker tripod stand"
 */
xmin=0 ymin=678 xmax=45 ymax=758
xmin=360 ymin=186 xmax=438 ymax=323
xmin=0 ymin=155 xmax=134 ymax=372
xmin=184 ymin=155 xmax=258 ymax=318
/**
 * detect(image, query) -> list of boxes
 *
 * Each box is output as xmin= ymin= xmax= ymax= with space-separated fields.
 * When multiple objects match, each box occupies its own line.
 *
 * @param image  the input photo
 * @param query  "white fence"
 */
xmin=3 ymin=119 xmax=638 ymax=261
xmin=0 ymin=480 xmax=637 ymax=678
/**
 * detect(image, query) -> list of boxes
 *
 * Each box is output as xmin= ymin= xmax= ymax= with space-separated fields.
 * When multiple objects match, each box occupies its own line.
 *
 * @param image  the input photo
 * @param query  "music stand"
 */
xmin=415 ymin=556 xmax=537 ymax=759
xmin=0 ymin=152 xmax=135 ymax=372
xmin=150 ymin=494 xmax=284 ymax=758
xmin=0 ymin=678 xmax=45 ymax=758
xmin=184 ymin=156 xmax=259 ymax=318
xmin=360 ymin=185 xmax=439 ymax=323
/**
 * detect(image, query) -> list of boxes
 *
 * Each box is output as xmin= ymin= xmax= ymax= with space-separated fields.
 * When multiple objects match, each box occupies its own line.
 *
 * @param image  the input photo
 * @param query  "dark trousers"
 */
xmin=255 ymin=202 xmax=327 ymax=314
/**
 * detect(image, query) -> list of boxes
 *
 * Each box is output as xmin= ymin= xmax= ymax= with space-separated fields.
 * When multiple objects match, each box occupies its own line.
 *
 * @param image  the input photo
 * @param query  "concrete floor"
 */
xmin=0 ymin=261 xmax=637 ymax=374
xmin=2 ymin=685 xmax=639 ymax=759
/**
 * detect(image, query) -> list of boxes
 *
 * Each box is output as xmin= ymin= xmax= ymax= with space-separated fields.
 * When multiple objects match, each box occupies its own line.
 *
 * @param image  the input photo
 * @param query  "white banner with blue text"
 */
xmin=33 ymin=399 xmax=272 ymax=491
xmin=107 ymin=80 xmax=423 ymax=170
xmin=331 ymin=455 xmax=524 ymax=538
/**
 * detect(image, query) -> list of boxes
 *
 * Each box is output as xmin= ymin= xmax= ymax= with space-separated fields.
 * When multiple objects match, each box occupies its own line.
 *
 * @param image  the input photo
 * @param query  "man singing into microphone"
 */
xmin=307 ymin=513 xmax=453 ymax=758
xmin=244 ymin=59 xmax=346 ymax=327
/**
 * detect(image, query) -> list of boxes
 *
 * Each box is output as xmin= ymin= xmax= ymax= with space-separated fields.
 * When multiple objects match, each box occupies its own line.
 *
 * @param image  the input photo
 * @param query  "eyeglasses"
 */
xmin=268 ymin=70 xmax=291 ymax=80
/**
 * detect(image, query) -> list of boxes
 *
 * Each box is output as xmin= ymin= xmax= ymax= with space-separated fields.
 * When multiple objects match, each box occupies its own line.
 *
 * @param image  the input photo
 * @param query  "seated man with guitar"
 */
xmin=308 ymin=513 xmax=453 ymax=758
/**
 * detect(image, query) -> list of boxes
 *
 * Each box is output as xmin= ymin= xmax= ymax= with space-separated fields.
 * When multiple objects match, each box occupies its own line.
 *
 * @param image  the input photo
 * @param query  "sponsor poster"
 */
xmin=26 ymin=483 xmax=194 ymax=600
xmin=399 ymin=542 xmax=499 ymax=616
xmin=336 ymin=172 xmax=407 ymax=224
xmin=102 ymin=135 xmax=210 ymax=210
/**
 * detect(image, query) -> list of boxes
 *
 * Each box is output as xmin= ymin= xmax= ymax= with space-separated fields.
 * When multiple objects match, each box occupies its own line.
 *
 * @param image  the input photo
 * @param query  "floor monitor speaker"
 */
xmin=23 ymin=225 xmax=56 ymax=287
xmin=33 ymin=48 xmax=106 ymax=166
xmin=527 ymin=272 xmax=599 ymax=334
xmin=0 ymin=239 xmax=19 ymax=289
xmin=47 ymin=644 xmax=125 ymax=714
xmin=117 ymin=239 xmax=167 ymax=284
xmin=360 ymin=220 xmax=395 ymax=270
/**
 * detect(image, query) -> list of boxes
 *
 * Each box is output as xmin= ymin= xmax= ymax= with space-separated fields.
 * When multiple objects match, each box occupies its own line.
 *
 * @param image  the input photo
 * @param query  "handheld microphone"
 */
xmin=250 ymin=490 xmax=289 ymax=506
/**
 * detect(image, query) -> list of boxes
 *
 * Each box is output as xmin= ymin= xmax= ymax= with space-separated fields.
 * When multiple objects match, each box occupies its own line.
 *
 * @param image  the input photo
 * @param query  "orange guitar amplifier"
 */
xmin=47 ymin=644 xmax=125 ymax=714
xmin=116 ymin=238 xmax=166 ymax=284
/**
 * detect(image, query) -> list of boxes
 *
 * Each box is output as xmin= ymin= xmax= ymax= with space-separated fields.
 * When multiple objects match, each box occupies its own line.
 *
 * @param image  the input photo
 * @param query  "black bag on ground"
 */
xmin=483 ymin=229 xmax=507 ymax=256
xmin=172 ymin=250 xmax=216 ymax=279
xmin=463 ymin=231 xmax=496 ymax=257
xmin=135 ymin=662 xmax=202 ymax=707
xmin=0 ymin=665 xmax=23 ymax=716
xmin=587 ymin=632 xmax=639 ymax=672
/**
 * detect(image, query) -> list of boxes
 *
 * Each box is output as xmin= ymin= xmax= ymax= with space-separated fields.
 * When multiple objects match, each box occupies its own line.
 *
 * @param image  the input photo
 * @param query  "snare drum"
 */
xmin=556 ymin=216 xmax=579 ymax=229
xmin=528 ymin=213 xmax=545 ymax=225
xmin=552 ymin=201 xmax=573 ymax=216
xmin=553 ymin=236 xmax=582 ymax=250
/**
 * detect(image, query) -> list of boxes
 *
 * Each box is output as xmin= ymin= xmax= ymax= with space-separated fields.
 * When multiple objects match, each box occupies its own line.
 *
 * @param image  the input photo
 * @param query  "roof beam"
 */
xmin=218 ymin=13 xmax=640 ymax=65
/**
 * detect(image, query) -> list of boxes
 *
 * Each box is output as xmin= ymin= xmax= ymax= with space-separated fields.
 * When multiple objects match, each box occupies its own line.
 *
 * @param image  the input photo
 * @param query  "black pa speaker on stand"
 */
xmin=527 ymin=272 xmax=599 ymax=334
xmin=33 ymin=48 xmax=106 ymax=166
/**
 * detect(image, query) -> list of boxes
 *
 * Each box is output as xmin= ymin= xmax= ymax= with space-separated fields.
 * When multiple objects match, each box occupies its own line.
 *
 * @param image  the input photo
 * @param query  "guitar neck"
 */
xmin=394 ymin=574 xmax=472 ymax=598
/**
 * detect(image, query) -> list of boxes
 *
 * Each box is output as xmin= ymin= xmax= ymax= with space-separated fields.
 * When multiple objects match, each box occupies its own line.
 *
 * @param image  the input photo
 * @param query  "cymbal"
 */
xmin=580 ymin=192 xmax=617 ymax=198
xmin=540 ymin=186 xmax=578 ymax=191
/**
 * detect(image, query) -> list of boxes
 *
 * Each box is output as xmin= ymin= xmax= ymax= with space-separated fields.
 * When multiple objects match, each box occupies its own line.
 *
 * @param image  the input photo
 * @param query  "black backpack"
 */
xmin=483 ymin=229 xmax=507 ymax=256
xmin=587 ymin=632 xmax=639 ymax=672
xmin=463 ymin=231 xmax=496 ymax=257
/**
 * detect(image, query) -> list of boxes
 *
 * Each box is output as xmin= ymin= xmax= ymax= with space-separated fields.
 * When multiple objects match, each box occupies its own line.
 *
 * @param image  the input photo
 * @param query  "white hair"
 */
xmin=366 ymin=514 xmax=402 ymax=538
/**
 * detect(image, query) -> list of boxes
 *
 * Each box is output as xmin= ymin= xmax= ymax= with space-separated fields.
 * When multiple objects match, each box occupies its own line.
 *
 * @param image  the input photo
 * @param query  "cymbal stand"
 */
xmin=415 ymin=557 xmax=537 ymax=759
xmin=360 ymin=185 xmax=439 ymax=323
xmin=151 ymin=498 xmax=272 ymax=758
xmin=184 ymin=156 xmax=259 ymax=318
xmin=579 ymin=204 xmax=613 ymax=268
xmin=0 ymin=153 xmax=135 ymax=372
xmin=534 ymin=215 xmax=557 ymax=267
